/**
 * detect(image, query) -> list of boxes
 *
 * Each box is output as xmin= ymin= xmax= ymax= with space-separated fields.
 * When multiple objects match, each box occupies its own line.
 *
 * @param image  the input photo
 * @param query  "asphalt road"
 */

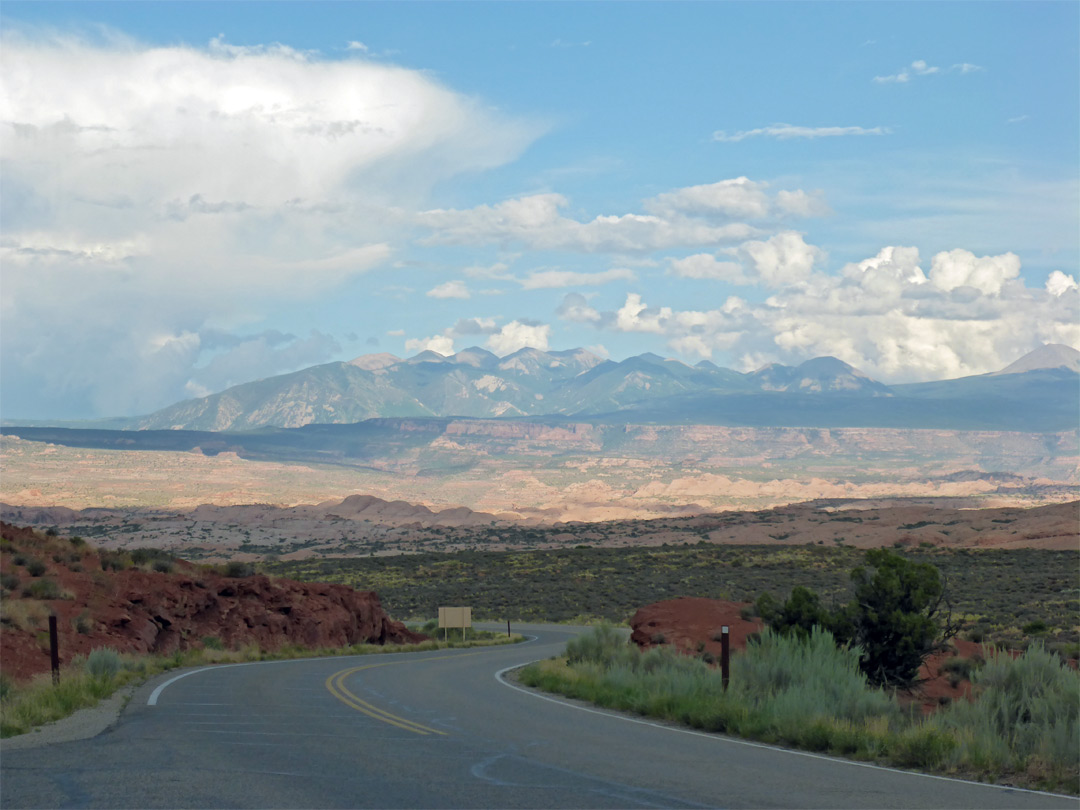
xmin=1 ymin=624 xmax=1075 ymax=809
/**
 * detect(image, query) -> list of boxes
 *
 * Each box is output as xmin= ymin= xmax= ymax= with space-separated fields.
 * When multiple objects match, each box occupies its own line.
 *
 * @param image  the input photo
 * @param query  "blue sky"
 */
xmin=1 ymin=1 xmax=1077 ymax=418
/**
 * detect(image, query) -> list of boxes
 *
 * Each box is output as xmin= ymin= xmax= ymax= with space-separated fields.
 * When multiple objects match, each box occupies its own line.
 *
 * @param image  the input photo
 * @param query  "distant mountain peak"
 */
xmin=796 ymin=356 xmax=862 ymax=374
xmin=451 ymin=347 xmax=498 ymax=368
xmin=749 ymin=356 xmax=891 ymax=395
xmin=407 ymin=350 xmax=451 ymax=364
xmin=348 ymin=352 xmax=401 ymax=371
xmin=994 ymin=344 xmax=1080 ymax=376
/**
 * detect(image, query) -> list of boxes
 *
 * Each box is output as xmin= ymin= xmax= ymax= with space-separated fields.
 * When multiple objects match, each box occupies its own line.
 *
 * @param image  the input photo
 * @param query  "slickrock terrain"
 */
xmin=0 ymin=523 xmax=425 ymax=683
xmin=2 ymin=496 xmax=1075 ymax=561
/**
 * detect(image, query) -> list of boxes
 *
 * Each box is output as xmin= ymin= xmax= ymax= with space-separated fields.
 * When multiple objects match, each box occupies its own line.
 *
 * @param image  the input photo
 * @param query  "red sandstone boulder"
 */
xmin=630 ymin=596 xmax=764 ymax=659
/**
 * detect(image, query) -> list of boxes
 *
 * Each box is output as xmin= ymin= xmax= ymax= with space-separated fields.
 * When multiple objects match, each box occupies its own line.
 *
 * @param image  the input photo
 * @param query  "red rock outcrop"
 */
xmin=0 ymin=522 xmax=425 ymax=683
xmin=630 ymin=597 xmax=764 ymax=658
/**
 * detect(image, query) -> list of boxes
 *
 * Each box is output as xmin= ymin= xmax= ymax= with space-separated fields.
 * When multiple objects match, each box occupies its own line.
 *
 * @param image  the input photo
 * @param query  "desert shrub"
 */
xmin=99 ymin=550 xmax=131 ymax=572
xmin=72 ymin=610 xmax=93 ymax=634
xmin=890 ymin=725 xmax=957 ymax=769
xmin=85 ymin=648 xmax=122 ymax=681
xmin=0 ymin=571 xmax=19 ymax=591
xmin=0 ymin=598 xmax=50 ymax=631
xmin=68 ymin=536 xmax=85 ymax=548
xmin=756 ymin=586 xmax=840 ymax=641
xmin=938 ymin=644 xmax=1079 ymax=777
xmin=732 ymin=626 xmax=896 ymax=734
xmin=0 ymin=673 xmax=12 ymax=701
xmin=939 ymin=655 xmax=980 ymax=686
xmin=23 ymin=578 xmax=62 ymax=600
xmin=11 ymin=553 xmax=28 ymax=566
xmin=202 ymin=636 xmax=224 ymax=650
xmin=45 ymin=527 xmax=58 ymax=537
xmin=1022 ymin=619 xmax=1049 ymax=635
xmin=223 ymin=561 xmax=255 ymax=578
xmin=152 ymin=559 xmax=173 ymax=574
xmin=24 ymin=558 xmax=47 ymax=578
xmin=565 ymin=624 xmax=630 ymax=666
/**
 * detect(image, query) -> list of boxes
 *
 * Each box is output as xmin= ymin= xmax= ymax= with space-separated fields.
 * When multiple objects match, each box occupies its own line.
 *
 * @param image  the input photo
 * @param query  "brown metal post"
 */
xmin=507 ymin=620 xmax=511 ymax=638
xmin=720 ymin=625 xmax=730 ymax=691
xmin=49 ymin=615 xmax=60 ymax=685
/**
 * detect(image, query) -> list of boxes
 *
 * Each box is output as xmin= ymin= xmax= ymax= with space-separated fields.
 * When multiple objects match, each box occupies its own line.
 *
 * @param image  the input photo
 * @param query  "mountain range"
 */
xmin=8 ymin=344 xmax=1080 ymax=434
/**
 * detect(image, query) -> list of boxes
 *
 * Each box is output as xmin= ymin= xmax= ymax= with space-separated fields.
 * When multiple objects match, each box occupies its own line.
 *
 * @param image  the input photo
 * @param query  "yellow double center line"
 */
xmin=326 ymin=653 xmax=481 ymax=736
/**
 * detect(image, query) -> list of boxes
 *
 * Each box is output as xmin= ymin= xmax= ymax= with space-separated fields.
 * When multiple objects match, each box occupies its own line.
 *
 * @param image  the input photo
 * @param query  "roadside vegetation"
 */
xmin=0 ymin=626 xmax=520 ymax=738
xmin=266 ymin=544 xmax=1079 ymax=656
xmin=520 ymin=624 xmax=1079 ymax=793
xmin=518 ymin=550 xmax=1079 ymax=792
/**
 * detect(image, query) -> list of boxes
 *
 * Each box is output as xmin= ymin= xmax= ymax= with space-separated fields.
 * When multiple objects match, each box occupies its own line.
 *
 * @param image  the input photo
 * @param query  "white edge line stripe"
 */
xmin=148 ymin=633 xmax=538 ymax=706
xmin=149 ymin=656 xmax=365 ymax=705
xmin=494 ymin=661 xmax=1076 ymax=802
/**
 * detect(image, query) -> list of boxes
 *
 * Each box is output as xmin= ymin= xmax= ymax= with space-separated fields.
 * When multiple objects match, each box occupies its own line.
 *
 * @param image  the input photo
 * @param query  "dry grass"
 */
xmin=0 ymin=598 xmax=50 ymax=632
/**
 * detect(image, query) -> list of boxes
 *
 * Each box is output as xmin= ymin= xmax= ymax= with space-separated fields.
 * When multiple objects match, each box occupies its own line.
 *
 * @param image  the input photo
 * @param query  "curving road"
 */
xmin=1 ymin=624 xmax=1075 ymax=809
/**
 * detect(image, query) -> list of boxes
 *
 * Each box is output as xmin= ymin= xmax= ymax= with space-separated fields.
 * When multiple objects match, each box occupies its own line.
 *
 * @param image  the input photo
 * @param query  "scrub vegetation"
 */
xmin=266 ymin=544 xmax=1079 ymax=655
xmin=520 ymin=625 xmax=1079 ymax=793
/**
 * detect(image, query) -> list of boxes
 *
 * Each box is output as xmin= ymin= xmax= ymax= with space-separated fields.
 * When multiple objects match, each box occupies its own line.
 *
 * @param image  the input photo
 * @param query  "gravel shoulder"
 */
xmin=0 ymin=682 xmax=138 ymax=751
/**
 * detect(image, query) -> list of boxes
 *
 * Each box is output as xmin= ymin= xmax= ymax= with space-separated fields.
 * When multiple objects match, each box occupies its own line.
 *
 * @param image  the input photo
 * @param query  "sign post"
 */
xmin=49 ymin=615 xmax=60 ymax=685
xmin=720 ymin=625 xmax=730 ymax=691
xmin=438 ymin=606 xmax=472 ymax=642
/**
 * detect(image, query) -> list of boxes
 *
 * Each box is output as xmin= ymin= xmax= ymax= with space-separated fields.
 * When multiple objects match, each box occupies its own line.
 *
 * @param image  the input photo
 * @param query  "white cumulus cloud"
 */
xmin=520 ymin=267 xmax=635 ymax=290
xmin=1047 ymin=270 xmax=1078 ymax=297
xmin=404 ymin=334 xmax=456 ymax=355
xmin=427 ymin=280 xmax=471 ymax=299
xmin=0 ymin=29 xmax=539 ymax=416
xmin=928 ymin=249 xmax=1021 ymax=296
xmin=739 ymin=231 xmax=824 ymax=288
xmin=418 ymin=177 xmax=825 ymax=255
xmin=485 ymin=321 xmax=551 ymax=355
xmin=556 ymin=247 xmax=1078 ymax=381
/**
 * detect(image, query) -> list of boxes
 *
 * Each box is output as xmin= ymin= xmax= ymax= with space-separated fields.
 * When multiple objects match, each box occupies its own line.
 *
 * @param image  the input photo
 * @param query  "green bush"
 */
xmin=23 ymin=578 xmax=62 ymax=599
xmin=0 ymin=571 xmax=19 ymax=591
xmin=202 ymin=636 xmax=224 ymax=650
xmin=99 ymin=550 xmax=131 ymax=572
xmin=85 ymin=648 xmax=122 ymax=681
xmin=24 ymin=558 xmax=47 ymax=578
xmin=940 ymin=655 xmax=979 ymax=682
xmin=732 ymin=627 xmax=897 ymax=737
xmin=566 ymin=624 xmax=629 ymax=666
xmin=223 ymin=561 xmax=255 ymax=578
xmin=891 ymin=725 xmax=957 ymax=769
xmin=938 ymin=644 xmax=1079 ymax=781
xmin=72 ymin=611 xmax=93 ymax=634
xmin=757 ymin=550 xmax=950 ymax=688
